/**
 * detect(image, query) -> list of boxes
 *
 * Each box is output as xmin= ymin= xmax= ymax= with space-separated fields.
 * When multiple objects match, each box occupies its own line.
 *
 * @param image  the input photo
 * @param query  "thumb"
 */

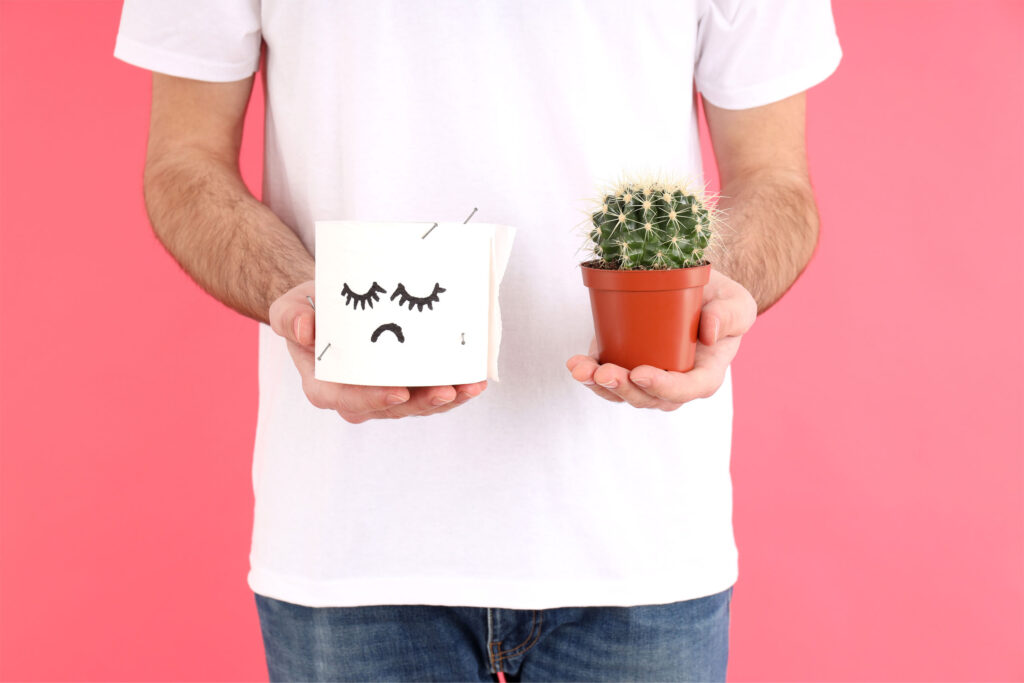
xmin=698 ymin=308 xmax=722 ymax=347
xmin=269 ymin=281 xmax=316 ymax=348
xmin=698 ymin=286 xmax=757 ymax=346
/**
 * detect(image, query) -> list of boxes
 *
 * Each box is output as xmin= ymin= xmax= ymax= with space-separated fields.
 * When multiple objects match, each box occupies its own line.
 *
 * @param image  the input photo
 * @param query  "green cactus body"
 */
xmin=589 ymin=181 xmax=713 ymax=270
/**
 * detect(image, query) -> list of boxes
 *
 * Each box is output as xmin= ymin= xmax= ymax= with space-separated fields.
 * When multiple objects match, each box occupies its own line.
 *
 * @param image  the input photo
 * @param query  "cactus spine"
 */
xmin=589 ymin=179 xmax=716 ymax=270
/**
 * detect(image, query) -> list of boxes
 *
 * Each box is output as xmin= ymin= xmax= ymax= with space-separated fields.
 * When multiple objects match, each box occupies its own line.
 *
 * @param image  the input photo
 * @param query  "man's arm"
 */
xmin=565 ymin=92 xmax=817 ymax=408
xmin=141 ymin=72 xmax=486 ymax=422
xmin=143 ymin=73 xmax=314 ymax=325
xmin=702 ymin=91 xmax=821 ymax=314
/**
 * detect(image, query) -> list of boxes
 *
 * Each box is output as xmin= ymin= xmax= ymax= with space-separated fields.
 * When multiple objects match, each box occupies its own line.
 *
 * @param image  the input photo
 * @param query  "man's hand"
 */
xmin=565 ymin=269 xmax=756 ymax=410
xmin=270 ymin=281 xmax=488 ymax=424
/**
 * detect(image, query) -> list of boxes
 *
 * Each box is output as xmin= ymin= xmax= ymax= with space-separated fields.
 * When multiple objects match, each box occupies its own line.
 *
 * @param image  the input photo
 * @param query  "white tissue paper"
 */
xmin=313 ymin=221 xmax=516 ymax=387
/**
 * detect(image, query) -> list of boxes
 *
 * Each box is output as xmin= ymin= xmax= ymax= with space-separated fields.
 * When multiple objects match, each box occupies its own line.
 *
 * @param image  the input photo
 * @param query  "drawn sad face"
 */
xmin=341 ymin=280 xmax=449 ymax=344
xmin=314 ymin=223 xmax=492 ymax=387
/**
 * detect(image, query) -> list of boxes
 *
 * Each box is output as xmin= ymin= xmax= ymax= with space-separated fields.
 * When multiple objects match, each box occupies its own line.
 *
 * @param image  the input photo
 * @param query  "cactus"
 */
xmin=588 ymin=179 xmax=718 ymax=270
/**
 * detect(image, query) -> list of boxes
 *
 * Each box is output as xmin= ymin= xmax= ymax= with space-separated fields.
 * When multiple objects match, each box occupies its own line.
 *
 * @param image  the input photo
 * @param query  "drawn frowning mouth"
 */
xmin=370 ymin=323 xmax=405 ymax=343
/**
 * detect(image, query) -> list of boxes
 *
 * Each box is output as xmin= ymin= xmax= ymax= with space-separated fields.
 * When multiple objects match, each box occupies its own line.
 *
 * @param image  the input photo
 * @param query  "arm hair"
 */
xmin=142 ymin=73 xmax=313 ymax=325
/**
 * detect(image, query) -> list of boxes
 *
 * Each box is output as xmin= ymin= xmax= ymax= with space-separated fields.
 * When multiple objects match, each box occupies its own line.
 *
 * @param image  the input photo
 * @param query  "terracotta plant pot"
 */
xmin=581 ymin=260 xmax=711 ymax=372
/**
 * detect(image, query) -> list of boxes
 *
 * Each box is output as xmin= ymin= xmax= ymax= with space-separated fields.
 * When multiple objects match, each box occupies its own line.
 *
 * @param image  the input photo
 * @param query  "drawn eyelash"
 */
xmin=390 ymin=283 xmax=446 ymax=312
xmin=341 ymin=282 xmax=386 ymax=309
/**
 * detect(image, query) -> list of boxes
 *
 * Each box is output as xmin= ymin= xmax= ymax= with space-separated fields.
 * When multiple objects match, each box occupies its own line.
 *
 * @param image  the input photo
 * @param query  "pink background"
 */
xmin=1 ymin=1 xmax=1021 ymax=680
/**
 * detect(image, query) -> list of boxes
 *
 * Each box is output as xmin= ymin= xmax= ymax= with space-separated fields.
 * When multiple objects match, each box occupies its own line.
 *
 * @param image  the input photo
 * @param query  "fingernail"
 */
xmin=598 ymin=380 xmax=618 ymax=389
xmin=632 ymin=376 xmax=651 ymax=387
xmin=431 ymin=396 xmax=452 ymax=406
xmin=293 ymin=318 xmax=303 ymax=343
xmin=713 ymin=318 xmax=721 ymax=343
xmin=457 ymin=391 xmax=471 ymax=401
xmin=386 ymin=394 xmax=406 ymax=405
xmin=583 ymin=379 xmax=596 ymax=386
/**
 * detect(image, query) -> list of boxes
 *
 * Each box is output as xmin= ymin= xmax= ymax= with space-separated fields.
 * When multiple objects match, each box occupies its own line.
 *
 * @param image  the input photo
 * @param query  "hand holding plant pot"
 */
xmin=567 ymin=177 xmax=757 ymax=410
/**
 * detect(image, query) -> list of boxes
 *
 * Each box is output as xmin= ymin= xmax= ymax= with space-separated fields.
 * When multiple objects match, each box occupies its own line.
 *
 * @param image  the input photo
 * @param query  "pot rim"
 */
xmin=580 ymin=260 xmax=711 ymax=292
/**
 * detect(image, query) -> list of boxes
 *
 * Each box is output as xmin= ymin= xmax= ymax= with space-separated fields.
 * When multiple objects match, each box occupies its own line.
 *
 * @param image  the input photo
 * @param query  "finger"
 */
xmin=427 ymin=380 xmax=487 ymax=412
xmin=270 ymin=281 xmax=317 ymax=348
xmin=453 ymin=379 xmax=488 ymax=397
xmin=699 ymin=276 xmax=757 ymax=346
xmin=698 ymin=311 xmax=721 ymax=348
xmin=377 ymin=385 xmax=459 ymax=418
xmin=583 ymin=382 xmax=625 ymax=403
xmin=418 ymin=380 xmax=489 ymax=416
xmin=317 ymin=381 xmax=412 ymax=417
xmin=328 ymin=383 xmax=412 ymax=416
xmin=593 ymin=363 xmax=666 ymax=409
xmin=628 ymin=336 xmax=740 ymax=404
xmin=567 ymin=355 xmax=599 ymax=385
xmin=568 ymin=355 xmax=625 ymax=402
xmin=295 ymin=308 xmax=316 ymax=348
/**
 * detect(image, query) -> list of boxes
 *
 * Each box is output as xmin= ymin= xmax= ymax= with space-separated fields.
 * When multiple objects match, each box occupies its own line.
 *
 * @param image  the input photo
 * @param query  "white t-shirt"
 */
xmin=115 ymin=0 xmax=841 ymax=609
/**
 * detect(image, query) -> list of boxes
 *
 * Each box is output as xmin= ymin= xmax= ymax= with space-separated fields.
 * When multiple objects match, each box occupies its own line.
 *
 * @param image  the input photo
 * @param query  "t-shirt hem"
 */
xmin=113 ymin=35 xmax=259 ymax=82
xmin=247 ymin=565 xmax=739 ymax=610
xmin=697 ymin=42 xmax=843 ymax=110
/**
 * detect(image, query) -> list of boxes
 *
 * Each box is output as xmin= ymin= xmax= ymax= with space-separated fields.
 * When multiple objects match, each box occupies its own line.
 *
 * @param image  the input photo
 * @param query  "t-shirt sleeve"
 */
xmin=113 ymin=0 xmax=262 ymax=82
xmin=694 ymin=0 xmax=842 ymax=110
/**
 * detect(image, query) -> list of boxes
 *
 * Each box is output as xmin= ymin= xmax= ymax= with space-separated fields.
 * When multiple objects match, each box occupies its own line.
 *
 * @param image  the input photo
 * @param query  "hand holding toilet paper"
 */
xmin=314 ymin=221 xmax=516 ymax=387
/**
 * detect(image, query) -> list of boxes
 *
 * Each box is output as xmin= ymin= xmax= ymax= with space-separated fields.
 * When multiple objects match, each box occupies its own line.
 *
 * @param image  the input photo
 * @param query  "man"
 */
xmin=115 ymin=1 xmax=840 ymax=680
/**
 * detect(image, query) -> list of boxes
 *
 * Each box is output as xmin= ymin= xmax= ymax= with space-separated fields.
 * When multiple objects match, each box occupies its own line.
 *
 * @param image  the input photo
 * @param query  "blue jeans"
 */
xmin=254 ymin=585 xmax=732 ymax=682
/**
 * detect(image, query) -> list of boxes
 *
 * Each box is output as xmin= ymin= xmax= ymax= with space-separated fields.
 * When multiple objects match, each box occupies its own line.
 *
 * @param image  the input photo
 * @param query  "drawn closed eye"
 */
xmin=341 ymin=282 xmax=386 ymax=310
xmin=390 ymin=283 xmax=446 ymax=312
